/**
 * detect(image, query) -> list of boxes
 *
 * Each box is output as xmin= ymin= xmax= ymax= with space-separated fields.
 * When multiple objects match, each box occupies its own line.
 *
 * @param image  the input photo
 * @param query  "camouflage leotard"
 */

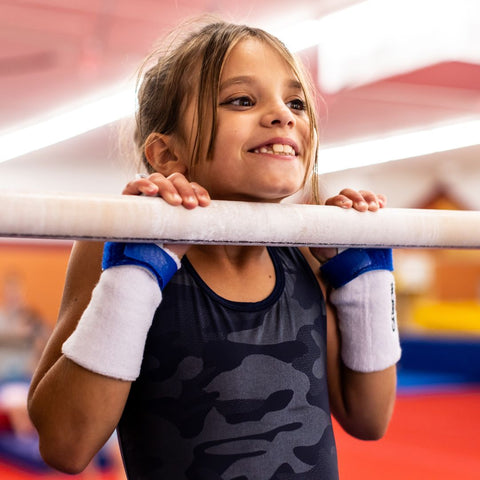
xmin=117 ymin=247 xmax=338 ymax=479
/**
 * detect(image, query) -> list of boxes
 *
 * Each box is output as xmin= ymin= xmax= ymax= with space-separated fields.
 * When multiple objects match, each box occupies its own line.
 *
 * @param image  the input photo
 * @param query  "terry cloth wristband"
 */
xmin=102 ymin=242 xmax=181 ymax=290
xmin=321 ymin=248 xmax=401 ymax=373
xmin=62 ymin=243 xmax=181 ymax=381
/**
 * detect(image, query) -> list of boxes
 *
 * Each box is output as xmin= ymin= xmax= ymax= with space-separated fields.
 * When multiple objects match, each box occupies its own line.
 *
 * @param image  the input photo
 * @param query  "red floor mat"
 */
xmin=0 ymin=462 xmax=122 ymax=480
xmin=334 ymin=388 xmax=480 ymax=480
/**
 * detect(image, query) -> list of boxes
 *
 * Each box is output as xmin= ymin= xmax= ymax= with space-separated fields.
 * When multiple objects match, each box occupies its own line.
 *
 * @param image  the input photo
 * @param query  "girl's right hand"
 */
xmin=122 ymin=172 xmax=211 ymax=209
xmin=122 ymin=172 xmax=211 ymax=258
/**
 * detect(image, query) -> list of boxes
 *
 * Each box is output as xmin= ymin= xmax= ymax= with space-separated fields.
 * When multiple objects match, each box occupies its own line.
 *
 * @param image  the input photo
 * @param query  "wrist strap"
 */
xmin=62 ymin=266 xmax=161 ymax=381
xmin=330 ymin=270 xmax=401 ymax=372
xmin=102 ymin=242 xmax=179 ymax=290
xmin=320 ymin=248 xmax=393 ymax=289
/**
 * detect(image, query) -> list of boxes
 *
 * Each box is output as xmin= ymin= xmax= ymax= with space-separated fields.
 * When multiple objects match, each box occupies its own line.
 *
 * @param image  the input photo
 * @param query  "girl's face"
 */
xmin=185 ymin=38 xmax=312 ymax=202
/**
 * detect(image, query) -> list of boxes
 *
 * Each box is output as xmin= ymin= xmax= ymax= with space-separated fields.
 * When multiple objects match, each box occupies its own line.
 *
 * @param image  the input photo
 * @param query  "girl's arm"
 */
xmin=304 ymin=188 xmax=398 ymax=440
xmin=324 ymin=299 xmax=397 ymax=440
xmin=302 ymin=248 xmax=397 ymax=440
xmin=28 ymin=173 xmax=210 ymax=474
xmin=27 ymin=240 xmax=132 ymax=473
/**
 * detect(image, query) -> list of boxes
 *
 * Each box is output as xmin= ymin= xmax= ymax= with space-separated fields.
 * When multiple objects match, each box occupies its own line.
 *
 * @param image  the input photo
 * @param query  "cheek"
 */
xmin=300 ymin=123 xmax=314 ymax=163
xmin=209 ymin=130 xmax=240 ymax=165
xmin=217 ymin=125 xmax=240 ymax=145
xmin=300 ymin=117 xmax=311 ymax=143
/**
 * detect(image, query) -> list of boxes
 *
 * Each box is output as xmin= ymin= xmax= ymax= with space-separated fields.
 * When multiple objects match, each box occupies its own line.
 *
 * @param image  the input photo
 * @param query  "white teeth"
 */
xmin=272 ymin=143 xmax=284 ymax=153
xmin=253 ymin=144 xmax=296 ymax=156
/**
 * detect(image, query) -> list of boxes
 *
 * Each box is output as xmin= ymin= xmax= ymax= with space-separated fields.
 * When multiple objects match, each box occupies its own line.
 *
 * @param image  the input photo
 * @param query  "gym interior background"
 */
xmin=0 ymin=1 xmax=479 ymax=478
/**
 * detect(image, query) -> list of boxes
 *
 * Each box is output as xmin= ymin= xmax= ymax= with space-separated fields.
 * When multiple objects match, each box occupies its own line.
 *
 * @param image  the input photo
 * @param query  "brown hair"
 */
xmin=135 ymin=20 xmax=320 ymax=202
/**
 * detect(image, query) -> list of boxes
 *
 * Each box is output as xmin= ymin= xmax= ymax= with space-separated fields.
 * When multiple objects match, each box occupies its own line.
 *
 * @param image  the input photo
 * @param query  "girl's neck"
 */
xmin=187 ymin=244 xmax=268 ymax=268
xmin=186 ymin=245 xmax=275 ymax=302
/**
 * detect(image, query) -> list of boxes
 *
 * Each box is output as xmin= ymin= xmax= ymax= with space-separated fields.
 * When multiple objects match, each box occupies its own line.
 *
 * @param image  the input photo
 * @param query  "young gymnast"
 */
xmin=27 ymin=21 xmax=400 ymax=479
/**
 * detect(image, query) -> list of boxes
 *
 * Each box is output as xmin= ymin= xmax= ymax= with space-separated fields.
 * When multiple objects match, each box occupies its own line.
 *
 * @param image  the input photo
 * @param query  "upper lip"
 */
xmin=249 ymin=137 xmax=299 ymax=155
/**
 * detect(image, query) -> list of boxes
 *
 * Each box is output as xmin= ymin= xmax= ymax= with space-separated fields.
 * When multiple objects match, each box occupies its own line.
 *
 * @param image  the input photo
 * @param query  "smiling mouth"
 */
xmin=251 ymin=144 xmax=297 ymax=156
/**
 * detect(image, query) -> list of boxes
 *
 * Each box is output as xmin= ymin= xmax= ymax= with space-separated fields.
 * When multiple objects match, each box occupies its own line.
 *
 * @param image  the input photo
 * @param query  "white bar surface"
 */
xmin=0 ymin=192 xmax=478 ymax=249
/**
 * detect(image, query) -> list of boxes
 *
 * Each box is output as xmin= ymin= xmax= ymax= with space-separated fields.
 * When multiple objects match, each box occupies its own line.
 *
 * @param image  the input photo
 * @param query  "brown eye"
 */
xmin=223 ymin=96 xmax=255 ymax=107
xmin=287 ymin=98 xmax=306 ymax=111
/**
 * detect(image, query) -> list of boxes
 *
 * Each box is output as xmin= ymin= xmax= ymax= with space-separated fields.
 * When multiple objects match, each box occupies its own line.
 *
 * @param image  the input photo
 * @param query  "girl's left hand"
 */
xmin=324 ymin=188 xmax=386 ymax=212
xmin=310 ymin=188 xmax=387 ymax=264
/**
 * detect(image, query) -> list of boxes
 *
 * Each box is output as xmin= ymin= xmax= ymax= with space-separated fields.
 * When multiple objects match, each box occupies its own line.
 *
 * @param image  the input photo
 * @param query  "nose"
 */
xmin=261 ymin=102 xmax=296 ymax=128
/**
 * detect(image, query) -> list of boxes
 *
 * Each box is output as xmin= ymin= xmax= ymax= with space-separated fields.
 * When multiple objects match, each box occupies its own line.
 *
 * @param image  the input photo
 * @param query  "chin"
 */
xmin=272 ymin=182 xmax=305 ymax=200
xmin=281 ymin=189 xmax=310 ymax=204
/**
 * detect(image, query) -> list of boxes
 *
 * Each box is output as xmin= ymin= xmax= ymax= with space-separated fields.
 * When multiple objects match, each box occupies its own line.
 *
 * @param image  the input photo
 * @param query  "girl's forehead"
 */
xmin=221 ymin=38 xmax=298 ymax=82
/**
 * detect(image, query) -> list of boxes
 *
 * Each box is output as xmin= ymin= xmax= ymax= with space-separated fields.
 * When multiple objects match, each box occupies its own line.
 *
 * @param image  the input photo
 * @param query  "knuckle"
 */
xmin=190 ymin=182 xmax=206 ymax=193
xmin=167 ymin=172 xmax=185 ymax=182
xmin=149 ymin=172 xmax=165 ymax=182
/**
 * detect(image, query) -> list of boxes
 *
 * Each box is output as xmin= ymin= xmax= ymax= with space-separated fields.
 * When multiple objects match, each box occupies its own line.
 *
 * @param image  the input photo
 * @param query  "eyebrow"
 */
xmin=219 ymin=75 xmax=303 ymax=92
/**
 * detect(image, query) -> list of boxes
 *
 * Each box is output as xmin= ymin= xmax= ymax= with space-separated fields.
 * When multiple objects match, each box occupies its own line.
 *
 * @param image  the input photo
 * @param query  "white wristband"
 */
xmin=62 ymin=265 xmax=161 ymax=381
xmin=329 ymin=270 xmax=401 ymax=373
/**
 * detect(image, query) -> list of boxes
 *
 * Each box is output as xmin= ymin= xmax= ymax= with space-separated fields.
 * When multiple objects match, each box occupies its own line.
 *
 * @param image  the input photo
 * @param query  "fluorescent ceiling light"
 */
xmin=317 ymin=118 xmax=480 ymax=174
xmin=275 ymin=0 xmax=480 ymax=93
xmin=0 ymin=86 xmax=135 ymax=164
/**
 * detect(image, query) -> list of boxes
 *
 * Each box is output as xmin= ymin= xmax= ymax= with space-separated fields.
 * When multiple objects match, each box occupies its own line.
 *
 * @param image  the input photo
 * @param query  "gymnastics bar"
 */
xmin=0 ymin=191 xmax=479 ymax=249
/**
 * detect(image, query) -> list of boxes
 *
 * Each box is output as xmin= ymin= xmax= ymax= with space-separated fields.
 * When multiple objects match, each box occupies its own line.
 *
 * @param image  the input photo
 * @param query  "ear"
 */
xmin=144 ymin=132 xmax=188 ymax=176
